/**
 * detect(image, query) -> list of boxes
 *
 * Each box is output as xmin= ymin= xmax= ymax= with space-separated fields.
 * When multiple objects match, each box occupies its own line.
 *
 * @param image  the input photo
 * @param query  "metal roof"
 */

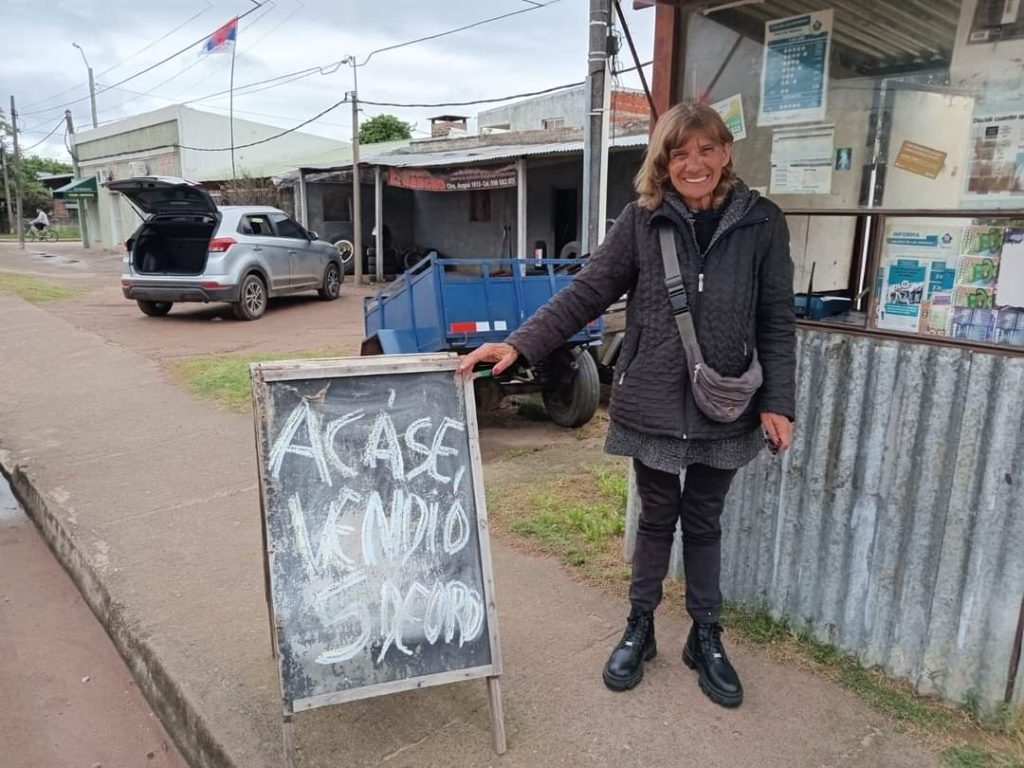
xmin=715 ymin=0 xmax=959 ymax=74
xmin=284 ymin=133 xmax=647 ymax=181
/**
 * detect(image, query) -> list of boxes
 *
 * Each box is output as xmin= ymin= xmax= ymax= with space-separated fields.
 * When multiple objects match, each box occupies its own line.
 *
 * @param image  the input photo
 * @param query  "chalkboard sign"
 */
xmin=250 ymin=354 xmax=503 ymax=723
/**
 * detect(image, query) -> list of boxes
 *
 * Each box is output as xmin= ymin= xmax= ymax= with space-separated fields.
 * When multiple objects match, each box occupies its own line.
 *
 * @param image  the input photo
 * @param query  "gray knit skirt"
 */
xmin=605 ymin=420 xmax=763 ymax=473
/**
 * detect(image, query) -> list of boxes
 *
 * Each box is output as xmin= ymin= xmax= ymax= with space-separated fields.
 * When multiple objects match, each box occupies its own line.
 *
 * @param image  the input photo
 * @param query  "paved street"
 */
xmin=0 ymin=473 xmax=188 ymax=768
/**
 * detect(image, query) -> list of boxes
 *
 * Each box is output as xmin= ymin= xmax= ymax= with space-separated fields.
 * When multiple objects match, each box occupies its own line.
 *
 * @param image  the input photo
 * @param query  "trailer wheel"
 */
xmin=543 ymin=348 xmax=600 ymax=428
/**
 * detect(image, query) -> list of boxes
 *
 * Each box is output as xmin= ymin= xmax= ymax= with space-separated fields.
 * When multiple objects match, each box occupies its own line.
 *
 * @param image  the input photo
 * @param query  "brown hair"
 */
xmin=635 ymin=102 xmax=736 ymax=211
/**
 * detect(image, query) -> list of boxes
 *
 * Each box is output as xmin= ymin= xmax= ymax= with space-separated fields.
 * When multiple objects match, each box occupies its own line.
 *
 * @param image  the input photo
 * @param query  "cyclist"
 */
xmin=31 ymin=209 xmax=50 ymax=234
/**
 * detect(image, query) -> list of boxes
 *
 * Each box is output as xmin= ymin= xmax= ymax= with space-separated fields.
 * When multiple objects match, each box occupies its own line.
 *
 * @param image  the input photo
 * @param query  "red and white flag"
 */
xmin=200 ymin=17 xmax=238 ymax=55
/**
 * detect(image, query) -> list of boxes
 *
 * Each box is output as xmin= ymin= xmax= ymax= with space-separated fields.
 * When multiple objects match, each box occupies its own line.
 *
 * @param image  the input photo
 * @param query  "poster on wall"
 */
xmin=757 ymin=10 xmax=833 ymax=127
xmin=963 ymin=111 xmax=1024 ymax=203
xmin=876 ymin=225 xmax=962 ymax=334
xmin=769 ymin=125 xmax=834 ymax=195
xmin=711 ymin=94 xmax=747 ymax=141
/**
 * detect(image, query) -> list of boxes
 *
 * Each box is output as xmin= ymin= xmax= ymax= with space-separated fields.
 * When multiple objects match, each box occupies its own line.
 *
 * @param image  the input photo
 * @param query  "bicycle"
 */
xmin=25 ymin=222 xmax=59 ymax=243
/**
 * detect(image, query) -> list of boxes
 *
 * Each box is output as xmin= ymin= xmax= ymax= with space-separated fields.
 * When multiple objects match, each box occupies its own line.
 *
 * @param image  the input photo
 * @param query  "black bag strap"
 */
xmin=657 ymin=224 xmax=702 ymax=361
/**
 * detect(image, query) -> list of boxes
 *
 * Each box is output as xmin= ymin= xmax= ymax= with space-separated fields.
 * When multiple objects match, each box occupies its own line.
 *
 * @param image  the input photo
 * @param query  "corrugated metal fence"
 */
xmin=624 ymin=329 xmax=1024 ymax=717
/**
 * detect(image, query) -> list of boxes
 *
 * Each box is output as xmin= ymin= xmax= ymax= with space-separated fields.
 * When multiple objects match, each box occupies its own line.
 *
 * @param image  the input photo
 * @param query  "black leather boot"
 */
xmin=602 ymin=609 xmax=657 ymax=691
xmin=683 ymin=622 xmax=743 ymax=707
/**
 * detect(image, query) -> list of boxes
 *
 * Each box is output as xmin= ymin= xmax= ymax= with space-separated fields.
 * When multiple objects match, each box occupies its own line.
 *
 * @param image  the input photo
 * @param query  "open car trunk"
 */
xmin=129 ymin=214 xmax=218 ymax=275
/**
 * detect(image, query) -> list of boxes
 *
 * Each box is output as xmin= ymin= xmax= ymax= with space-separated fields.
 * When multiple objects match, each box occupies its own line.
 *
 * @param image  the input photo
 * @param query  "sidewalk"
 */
xmin=0 ymin=293 xmax=940 ymax=768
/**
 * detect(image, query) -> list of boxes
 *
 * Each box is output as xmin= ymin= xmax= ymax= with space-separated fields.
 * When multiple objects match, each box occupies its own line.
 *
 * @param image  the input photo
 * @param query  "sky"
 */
xmin=2 ymin=0 xmax=656 ymax=163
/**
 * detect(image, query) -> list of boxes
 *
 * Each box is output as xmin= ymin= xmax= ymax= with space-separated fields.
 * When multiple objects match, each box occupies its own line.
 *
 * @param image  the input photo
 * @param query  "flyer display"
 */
xmin=758 ymin=11 xmax=833 ymax=127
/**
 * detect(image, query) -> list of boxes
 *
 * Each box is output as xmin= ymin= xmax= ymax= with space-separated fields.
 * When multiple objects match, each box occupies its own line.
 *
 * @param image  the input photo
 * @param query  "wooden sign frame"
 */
xmin=250 ymin=353 xmax=506 ymax=761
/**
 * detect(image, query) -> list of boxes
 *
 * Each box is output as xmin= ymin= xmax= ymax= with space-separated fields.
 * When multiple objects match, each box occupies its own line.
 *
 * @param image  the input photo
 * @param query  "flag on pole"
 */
xmin=201 ymin=17 xmax=238 ymax=55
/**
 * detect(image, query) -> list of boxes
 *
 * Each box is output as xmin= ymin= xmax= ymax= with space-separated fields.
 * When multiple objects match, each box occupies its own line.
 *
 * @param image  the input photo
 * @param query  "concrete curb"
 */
xmin=0 ymin=451 xmax=236 ymax=768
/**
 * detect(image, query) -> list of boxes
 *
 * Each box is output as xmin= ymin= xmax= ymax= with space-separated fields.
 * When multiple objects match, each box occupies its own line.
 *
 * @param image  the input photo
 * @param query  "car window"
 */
xmin=238 ymin=214 xmax=274 ymax=237
xmin=270 ymin=213 xmax=308 ymax=239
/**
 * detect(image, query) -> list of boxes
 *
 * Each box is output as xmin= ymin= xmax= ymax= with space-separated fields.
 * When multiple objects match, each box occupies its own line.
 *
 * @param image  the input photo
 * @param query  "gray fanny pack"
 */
xmin=658 ymin=223 xmax=762 ymax=423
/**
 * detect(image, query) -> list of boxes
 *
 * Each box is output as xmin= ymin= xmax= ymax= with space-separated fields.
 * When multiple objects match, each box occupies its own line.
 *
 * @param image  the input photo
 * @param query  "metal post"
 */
xmin=10 ymin=95 xmax=24 ymax=250
xmin=516 ymin=158 xmax=528 ymax=266
xmin=0 ymin=142 xmax=14 ymax=234
xmin=374 ymin=165 xmax=383 ymax=283
xmin=229 ymin=43 xmax=237 ymax=180
xmin=88 ymin=67 xmax=98 ymax=129
xmin=349 ymin=61 xmax=363 ymax=285
xmin=297 ymin=168 xmax=308 ymax=227
xmin=64 ymin=110 xmax=91 ymax=249
xmin=582 ymin=0 xmax=611 ymax=254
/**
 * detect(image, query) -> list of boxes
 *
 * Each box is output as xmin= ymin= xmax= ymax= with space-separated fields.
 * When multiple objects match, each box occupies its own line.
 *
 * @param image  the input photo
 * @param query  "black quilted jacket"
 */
xmin=507 ymin=181 xmax=796 ymax=441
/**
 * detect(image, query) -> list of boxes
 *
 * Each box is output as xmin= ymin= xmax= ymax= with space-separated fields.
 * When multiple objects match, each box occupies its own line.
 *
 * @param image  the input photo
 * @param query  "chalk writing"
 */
xmin=269 ymin=390 xmax=484 ymax=669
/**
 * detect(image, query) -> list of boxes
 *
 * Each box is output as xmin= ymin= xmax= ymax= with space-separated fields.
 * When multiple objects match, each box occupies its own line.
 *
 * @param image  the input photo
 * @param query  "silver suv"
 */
xmin=108 ymin=176 xmax=342 ymax=320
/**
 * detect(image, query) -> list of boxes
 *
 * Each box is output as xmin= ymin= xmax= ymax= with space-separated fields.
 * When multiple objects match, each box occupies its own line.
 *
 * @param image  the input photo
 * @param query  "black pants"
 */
xmin=629 ymin=459 xmax=737 ymax=623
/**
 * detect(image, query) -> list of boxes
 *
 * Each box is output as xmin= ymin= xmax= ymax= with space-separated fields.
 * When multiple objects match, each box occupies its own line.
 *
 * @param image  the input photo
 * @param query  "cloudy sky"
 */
xmin=2 ymin=0 xmax=655 ymax=162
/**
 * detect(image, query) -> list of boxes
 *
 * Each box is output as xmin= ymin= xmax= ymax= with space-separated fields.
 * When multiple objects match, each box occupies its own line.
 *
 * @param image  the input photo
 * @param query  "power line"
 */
xmin=18 ymin=1 xmax=266 ymax=118
xmin=72 ymin=96 xmax=352 ymax=163
xmin=96 ymin=1 xmax=280 ymax=118
xmin=357 ymin=0 xmax=563 ymax=67
xmin=95 ymin=2 xmax=216 ymax=78
xmin=19 ymin=2 xmax=217 ymax=110
xmin=150 ymin=1 xmax=564 ymax=109
xmin=19 ymin=119 xmax=66 ymax=152
xmin=360 ymin=81 xmax=584 ymax=109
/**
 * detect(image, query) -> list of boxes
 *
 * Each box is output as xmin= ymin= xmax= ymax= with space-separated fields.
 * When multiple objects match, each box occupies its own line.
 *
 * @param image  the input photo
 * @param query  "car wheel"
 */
xmin=234 ymin=274 xmax=267 ymax=320
xmin=318 ymin=262 xmax=342 ymax=300
xmin=137 ymin=299 xmax=173 ymax=317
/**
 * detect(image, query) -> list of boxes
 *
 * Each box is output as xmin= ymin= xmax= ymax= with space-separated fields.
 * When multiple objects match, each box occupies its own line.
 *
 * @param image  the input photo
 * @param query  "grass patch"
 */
xmin=0 ymin=272 xmax=86 ymax=303
xmin=515 ymin=394 xmax=549 ymax=422
xmin=721 ymin=602 xmax=955 ymax=729
xmin=169 ymin=348 xmax=341 ymax=411
xmin=495 ymin=463 xmax=628 ymax=572
xmin=943 ymin=745 xmax=1024 ymax=768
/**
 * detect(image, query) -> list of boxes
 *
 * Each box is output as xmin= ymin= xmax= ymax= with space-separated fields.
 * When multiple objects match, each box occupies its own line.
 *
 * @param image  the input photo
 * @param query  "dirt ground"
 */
xmin=0 ymin=240 xmax=601 ymax=465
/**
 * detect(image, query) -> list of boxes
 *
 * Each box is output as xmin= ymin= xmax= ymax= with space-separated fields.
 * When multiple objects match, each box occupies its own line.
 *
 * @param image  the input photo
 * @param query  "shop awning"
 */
xmin=53 ymin=176 xmax=97 ymax=200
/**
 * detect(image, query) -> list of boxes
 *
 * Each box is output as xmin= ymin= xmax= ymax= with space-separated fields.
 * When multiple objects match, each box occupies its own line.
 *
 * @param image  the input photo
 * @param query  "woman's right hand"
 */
xmin=456 ymin=343 xmax=519 ymax=379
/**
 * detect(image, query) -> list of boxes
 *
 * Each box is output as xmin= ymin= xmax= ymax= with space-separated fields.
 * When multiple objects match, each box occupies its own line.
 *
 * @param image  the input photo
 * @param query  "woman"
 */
xmin=457 ymin=102 xmax=795 ymax=708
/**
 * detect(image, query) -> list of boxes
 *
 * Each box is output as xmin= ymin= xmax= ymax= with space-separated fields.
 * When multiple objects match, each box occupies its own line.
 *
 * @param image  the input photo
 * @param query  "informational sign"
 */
xmin=250 ymin=355 xmax=504 ymax=721
xmin=963 ymin=111 xmax=1024 ymax=203
xmin=387 ymin=163 xmax=517 ymax=192
xmin=770 ymin=125 xmax=834 ymax=195
xmin=711 ymin=93 xmax=747 ymax=141
xmin=876 ymin=225 xmax=961 ymax=334
xmin=894 ymin=141 xmax=948 ymax=179
xmin=758 ymin=10 xmax=833 ymax=127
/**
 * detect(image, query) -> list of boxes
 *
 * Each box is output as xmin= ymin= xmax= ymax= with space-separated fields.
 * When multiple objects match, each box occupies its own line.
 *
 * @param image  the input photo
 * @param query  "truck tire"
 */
xmin=137 ymin=299 xmax=173 ymax=317
xmin=543 ymin=347 xmax=600 ymax=428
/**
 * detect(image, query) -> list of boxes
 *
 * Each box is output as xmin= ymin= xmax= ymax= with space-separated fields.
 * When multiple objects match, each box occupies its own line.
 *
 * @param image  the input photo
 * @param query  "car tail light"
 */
xmin=201 ymin=281 xmax=222 ymax=288
xmin=208 ymin=237 xmax=236 ymax=253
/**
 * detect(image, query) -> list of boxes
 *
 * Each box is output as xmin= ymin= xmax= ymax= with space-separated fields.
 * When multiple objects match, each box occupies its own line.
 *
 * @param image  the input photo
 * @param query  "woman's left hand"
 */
xmin=760 ymin=412 xmax=793 ymax=454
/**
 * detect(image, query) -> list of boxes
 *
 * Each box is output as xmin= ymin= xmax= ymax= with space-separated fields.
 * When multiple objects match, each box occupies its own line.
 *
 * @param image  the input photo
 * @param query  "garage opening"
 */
xmin=129 ymin=214 xmax=218 ymax=275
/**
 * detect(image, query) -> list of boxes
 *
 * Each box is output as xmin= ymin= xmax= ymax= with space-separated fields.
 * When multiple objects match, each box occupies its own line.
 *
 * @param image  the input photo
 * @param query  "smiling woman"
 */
xmin=458 ymin=99 xmax=796 ymax=707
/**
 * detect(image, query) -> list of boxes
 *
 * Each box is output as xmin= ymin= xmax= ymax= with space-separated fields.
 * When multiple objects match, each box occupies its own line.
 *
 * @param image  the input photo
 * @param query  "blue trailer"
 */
xmin=362 ymin=254 xmax=603 ymax=427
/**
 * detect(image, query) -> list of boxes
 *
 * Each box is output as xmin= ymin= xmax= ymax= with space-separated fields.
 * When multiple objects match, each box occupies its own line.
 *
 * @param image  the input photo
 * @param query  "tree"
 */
xmin=358 ymin=114 xmax=412 ymax=145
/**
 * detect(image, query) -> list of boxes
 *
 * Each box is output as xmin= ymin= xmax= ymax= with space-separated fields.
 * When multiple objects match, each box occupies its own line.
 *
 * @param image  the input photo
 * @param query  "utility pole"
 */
xmin=73 ymin=43 xmax=98 ymax=128
xmin=0 ymin=140 xmax=14 ymax=235
xmin=581 ymin=0 xmax=611 ymax=254
xmin=345 ymin=57 xmax=364 ymax=285
xmin=64 ymin=110 xmax=91 ymax=249
xmin=10 ymin=95 xmax=24 ymax=250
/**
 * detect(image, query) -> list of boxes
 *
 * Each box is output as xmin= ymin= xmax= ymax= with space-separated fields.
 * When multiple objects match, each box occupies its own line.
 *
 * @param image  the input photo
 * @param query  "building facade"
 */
xmin=71 ymin=105 xmax=350 ymax=248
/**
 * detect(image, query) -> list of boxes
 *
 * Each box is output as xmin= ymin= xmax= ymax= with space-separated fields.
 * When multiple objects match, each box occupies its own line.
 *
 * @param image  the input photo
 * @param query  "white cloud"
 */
xmin=2 ymin=0 xmax=654 ymax=161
